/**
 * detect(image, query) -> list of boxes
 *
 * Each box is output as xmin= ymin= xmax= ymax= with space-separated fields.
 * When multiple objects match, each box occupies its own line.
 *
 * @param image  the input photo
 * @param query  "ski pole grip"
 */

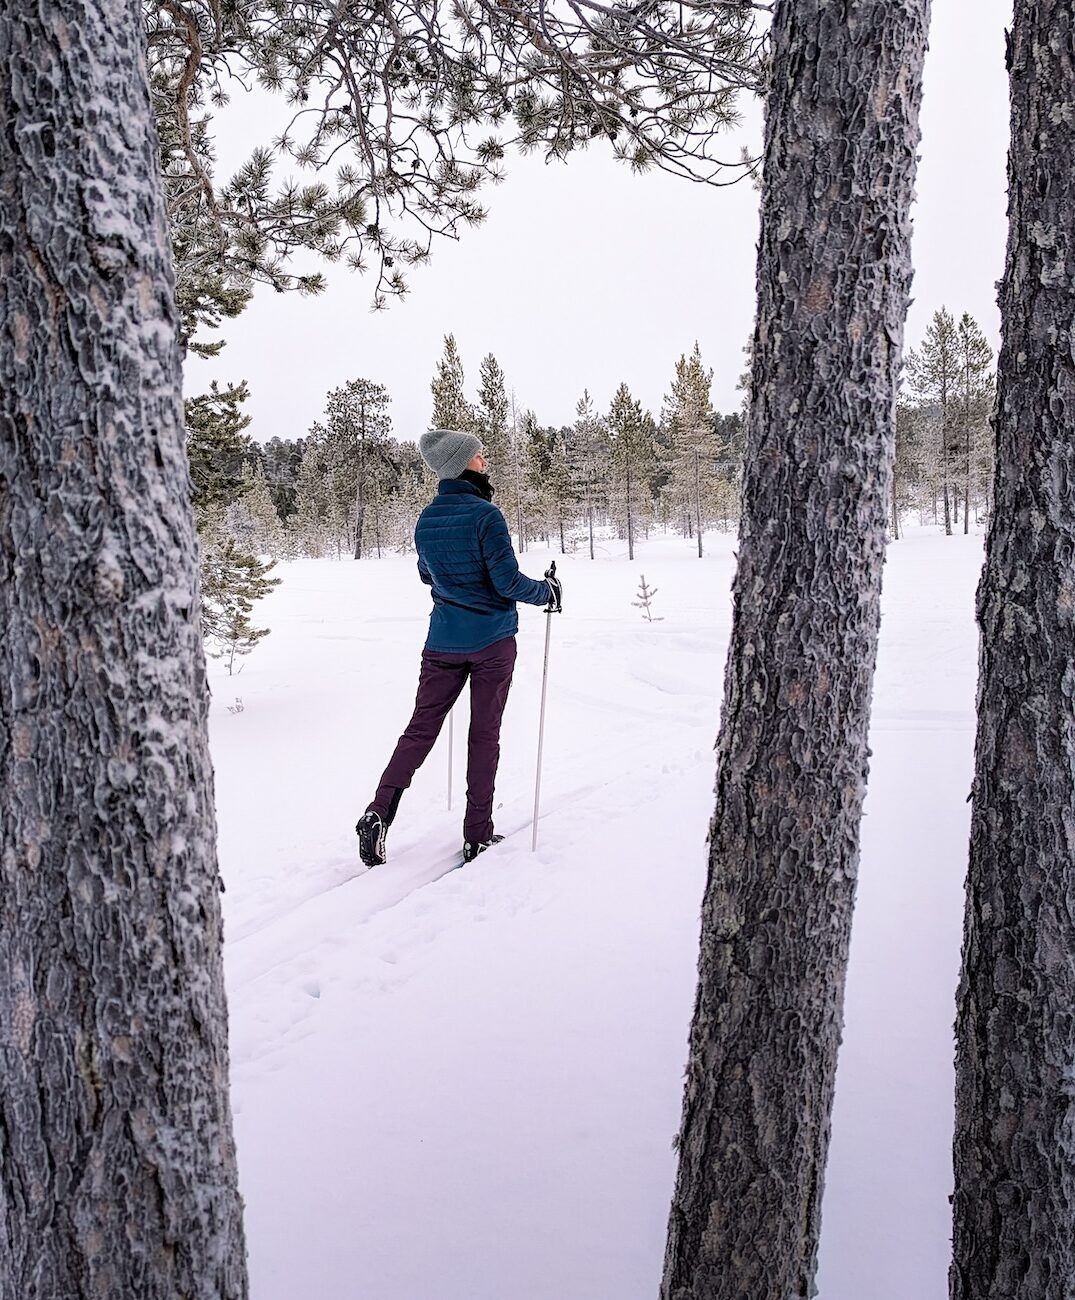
xmin=544 ymin=561 xmax=561 ymax=614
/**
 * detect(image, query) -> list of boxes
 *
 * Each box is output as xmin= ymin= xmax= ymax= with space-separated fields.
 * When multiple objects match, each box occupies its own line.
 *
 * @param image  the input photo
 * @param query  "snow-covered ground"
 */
xmin=209 ymin=526 xmax=984 ymax=1300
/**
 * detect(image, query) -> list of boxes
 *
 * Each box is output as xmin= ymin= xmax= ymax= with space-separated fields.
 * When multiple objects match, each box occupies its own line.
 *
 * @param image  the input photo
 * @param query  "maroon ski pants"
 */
xmin=369 ymin=635 xmax=518 ymax=843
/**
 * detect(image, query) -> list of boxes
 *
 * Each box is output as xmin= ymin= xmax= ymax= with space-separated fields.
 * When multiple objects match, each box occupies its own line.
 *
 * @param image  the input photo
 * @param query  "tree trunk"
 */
xmin=588 ymin=502 xmax=595 ymax=560
xmin=371 ymin=488 xmax=382 ymax=558
xmin=0 ymin=5 xmax=247 ymax=1297
xmin=353 ymin=500 xmax=365 ymax=559
xmin=942 ymin=394 xmax=954 ymax=534
xmin=694 ymin=448 xmax=703 ymax=558
xmin=951 ymin=5 xmax=1075 ymax=1296
xmin=353 ymin=420 xmax=365 ymax=560
xmin=660 ymin=2 xmax=929 ymax=1296
xmin=963 ymin=415 xmax=971 ymax=535
xmin=626 ymin=456 xmax=634 ymax=561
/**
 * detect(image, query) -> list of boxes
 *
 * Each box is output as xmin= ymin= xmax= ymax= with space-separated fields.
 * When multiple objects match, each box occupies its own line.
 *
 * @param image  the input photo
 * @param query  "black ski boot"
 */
xmin=462 ymin=833 xmax=504 ymax=864
xmin=356 ymin=810 xmax=388 ymax=868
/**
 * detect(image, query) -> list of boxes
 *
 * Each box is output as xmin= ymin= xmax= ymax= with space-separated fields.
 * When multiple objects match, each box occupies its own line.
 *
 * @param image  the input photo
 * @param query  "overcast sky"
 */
xmin=189 ymin=2 xmax=1011 ymax=448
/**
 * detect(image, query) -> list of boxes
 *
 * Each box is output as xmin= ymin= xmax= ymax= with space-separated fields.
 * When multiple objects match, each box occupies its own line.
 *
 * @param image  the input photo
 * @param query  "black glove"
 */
xmin=544 ymin=562 xmax=563 ymax=612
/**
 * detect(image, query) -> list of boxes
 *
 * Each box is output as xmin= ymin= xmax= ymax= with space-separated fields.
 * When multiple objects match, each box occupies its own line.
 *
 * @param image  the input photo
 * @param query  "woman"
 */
xmin=356 ymin=427 xmax=562 ymax=866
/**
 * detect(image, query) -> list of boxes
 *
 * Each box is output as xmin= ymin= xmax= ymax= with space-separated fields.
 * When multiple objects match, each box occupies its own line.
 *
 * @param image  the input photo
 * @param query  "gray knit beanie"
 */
xmin=419 ymin=428 xmax=482 ymax=480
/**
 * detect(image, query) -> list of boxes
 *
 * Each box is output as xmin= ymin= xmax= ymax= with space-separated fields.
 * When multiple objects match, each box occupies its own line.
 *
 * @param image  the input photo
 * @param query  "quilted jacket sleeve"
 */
xmin=417 ymin=553 xmax=433 ymax=586
xmin=479 ymin=508 xmax=552 ymax=606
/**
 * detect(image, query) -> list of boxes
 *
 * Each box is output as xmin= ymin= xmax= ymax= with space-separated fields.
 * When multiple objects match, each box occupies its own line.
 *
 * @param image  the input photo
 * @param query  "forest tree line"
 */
xmin=191 ymin=305 xmax=996 ymax=604
xmin=189 ymin=333 xmax=745 ymax=571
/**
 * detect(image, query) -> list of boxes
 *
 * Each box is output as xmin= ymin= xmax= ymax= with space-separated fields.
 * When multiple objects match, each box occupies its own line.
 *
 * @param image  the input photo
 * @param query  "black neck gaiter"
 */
xmin=459 ymin=468 xmax=494 ymax=501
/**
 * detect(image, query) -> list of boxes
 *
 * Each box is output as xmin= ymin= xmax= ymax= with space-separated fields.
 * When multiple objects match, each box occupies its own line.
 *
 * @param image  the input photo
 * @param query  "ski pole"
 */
xmin=532 ymin=562 xmax=562 ymax=851
xmin=447 ymin=707 xmax=454 ymax=811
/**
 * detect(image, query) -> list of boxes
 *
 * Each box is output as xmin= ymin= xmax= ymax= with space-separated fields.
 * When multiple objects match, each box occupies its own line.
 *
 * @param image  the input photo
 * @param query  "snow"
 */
xmin=209 ymin=526 xmax=985 ymax=1299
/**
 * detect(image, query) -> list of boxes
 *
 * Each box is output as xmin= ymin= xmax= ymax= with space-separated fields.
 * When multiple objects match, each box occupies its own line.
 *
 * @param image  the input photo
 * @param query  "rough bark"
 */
xmin=660 ymin=3 xmax=929 ymax=1296
xmin=950 ymin=6 xmax=1075 ymax=1297
xmin=0 ymin=4 xmax=248 ymax=1297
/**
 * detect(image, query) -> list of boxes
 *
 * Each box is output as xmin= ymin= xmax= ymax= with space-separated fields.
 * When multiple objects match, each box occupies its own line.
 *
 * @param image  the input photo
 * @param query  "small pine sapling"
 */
xmin=633 ymin=574 xmax=664 ymax=622
xmin=201 ymin=535 xmax=281 ymax=674
xmin=219 ymin=607 xmax=266 ymax=677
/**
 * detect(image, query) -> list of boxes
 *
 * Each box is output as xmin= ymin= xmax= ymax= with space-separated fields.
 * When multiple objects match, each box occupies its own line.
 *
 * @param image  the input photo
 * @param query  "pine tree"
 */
xmin=322 ymin=378 xmax=393 ymax=559
xmin=571 ymin=390 xmax=611 ymax=560
xmin=661 ymin=2 xmax=929 ymax=1294
xmin=607 ymin=383 xmax=654 ymax=562
xmin=430 ymin=333 xmax=475 ymax=432
xmin=907 ymin=307 xmax=959 ymax=534
xmin=185 ymin=380 xmax=253 ymax=520
xmin=284 ymin=404 xmax=435 ymax=559
xmin=663 ymin=343 xmax=717 ymax=556
xmin=954 ymin=312 xmax=994 ymax=534
xmin=1 ymin=3 xmax=248 ymax=1290
xmin=633 ymin=574 xmax=663 ymax=622
xmin=285 ymin=383 xmax=396 ymax=559
xmin=290 ymin=431 xmax=345 ymax=556
xmin=385 ymin=445 xmax=432 ymax=553
xmin=507 ymin=388 xmax=530 ymax=551
xmin=477 ymin=353 xmax=511 ymax=473
xmin=640 ymin=408 xmax=663 ymax=539
xmin=228 ymin=463 xmax=286 ymax=558
xmin=261 ymin=435 xmax=307 ymax=520
xmin=144 ymin=2 xmax=761 ymax=339
xmin=183 ymin=382 xmax=280 ymax=646
xmin=522 ymin=410 xmax=555 ymax=544
xmin=892 ymin=394 xmax=929 ymax=538
xmin=200 ymin=527 xmax=281 ymax=675
xmin=712 ymin=411 xmax=745 ymax=532
xmin=951 ymin=5 xmax=1075 ymax=1292
xmin=547 ymin=429 xmax=575 ymax=553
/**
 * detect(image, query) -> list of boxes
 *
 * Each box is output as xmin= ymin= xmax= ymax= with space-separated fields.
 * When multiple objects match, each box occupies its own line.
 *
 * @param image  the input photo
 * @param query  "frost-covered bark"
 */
xmin=660 ymin=3 xmax=929 ymax=1297
xmin=0 ymin=4 xmax=247 ymax=1296
xmin=950 ymin=5 xmax=1075 ymax=1297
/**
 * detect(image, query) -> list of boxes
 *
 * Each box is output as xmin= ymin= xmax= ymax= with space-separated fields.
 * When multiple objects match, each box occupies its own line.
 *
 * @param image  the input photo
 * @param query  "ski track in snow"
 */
xmin=209 ymin=528 xmax=983 ymax=1300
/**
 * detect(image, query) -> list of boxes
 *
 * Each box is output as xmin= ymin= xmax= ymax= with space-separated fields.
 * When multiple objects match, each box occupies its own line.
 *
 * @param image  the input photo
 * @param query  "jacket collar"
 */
xmin=437 ymin=477 xmax=481 ymax=497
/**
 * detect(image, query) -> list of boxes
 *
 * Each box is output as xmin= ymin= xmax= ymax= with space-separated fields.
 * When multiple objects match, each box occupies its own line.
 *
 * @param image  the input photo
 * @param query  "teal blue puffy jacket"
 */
xmin=415 ymin=478 xmax=551 ymax=653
